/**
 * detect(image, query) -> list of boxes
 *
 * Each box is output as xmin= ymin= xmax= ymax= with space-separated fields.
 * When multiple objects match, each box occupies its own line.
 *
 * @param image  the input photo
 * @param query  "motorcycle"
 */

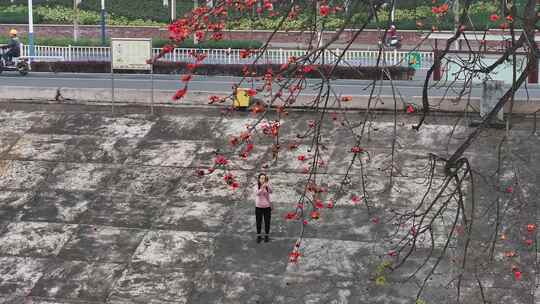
xmin=0 ymin=49 xmax=30 ymax=76
xmin=387 ymin=35 xmax=402 ymax=49
xmin=378 ymin=35 xmax=402 ymax=50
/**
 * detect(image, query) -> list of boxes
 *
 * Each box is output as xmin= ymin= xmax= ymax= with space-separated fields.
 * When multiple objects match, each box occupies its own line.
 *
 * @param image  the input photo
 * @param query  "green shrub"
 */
xmin=0 ymin=1 xmax=534 ymax=30
xmin=0 ymin=34 xmax=262 ymax=49
xmin=1 ymin=0 xmax=193 ymax=22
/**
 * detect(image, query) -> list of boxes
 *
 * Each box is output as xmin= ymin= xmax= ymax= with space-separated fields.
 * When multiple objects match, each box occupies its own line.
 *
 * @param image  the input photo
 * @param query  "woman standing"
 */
xmin=255 ymin=173 xmax=272 ymax=243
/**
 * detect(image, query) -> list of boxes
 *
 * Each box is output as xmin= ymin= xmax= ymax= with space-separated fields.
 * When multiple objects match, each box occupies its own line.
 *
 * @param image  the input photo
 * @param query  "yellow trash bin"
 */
xmin=234 ymin=88 xmax=251 ymax=108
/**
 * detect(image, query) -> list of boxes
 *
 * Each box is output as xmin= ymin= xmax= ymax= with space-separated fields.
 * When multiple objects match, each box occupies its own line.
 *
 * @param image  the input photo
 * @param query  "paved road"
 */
xmin=1 ymin=72 xmax=539 ymax=99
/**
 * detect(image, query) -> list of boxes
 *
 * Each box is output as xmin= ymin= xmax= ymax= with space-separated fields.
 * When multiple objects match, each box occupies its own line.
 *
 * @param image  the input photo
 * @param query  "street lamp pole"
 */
xmin=100 ymin=0 xmax=106 ymax=46
xmin=28 ymin=0 xmax=35 ymax=57
xmin=73 ymin=0 xmax=79 ymax=42
xmin=391 ymin=0 xmax=395 ymax=24
xmin=171 ymin=0 xmax=177 ymax=22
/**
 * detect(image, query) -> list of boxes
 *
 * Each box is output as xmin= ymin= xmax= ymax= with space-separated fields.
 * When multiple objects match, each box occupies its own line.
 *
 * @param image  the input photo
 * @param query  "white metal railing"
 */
xmin=21 ymin=44 xmax=433 ymax=69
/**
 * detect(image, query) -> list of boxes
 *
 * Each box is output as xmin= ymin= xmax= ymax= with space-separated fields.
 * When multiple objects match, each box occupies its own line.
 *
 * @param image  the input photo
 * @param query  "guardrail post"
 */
xmin=280 ymin=48 xmax=284 ymax=64
xmin=68 ymin=45 xmax=72 ymax=61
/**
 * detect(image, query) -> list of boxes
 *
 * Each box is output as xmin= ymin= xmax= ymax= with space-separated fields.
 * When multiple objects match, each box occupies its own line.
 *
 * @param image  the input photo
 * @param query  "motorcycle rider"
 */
xmin=386 ymin=24 xmax=401 ymax=48
xmin=1 ymin=29 xmax=21 ymax=65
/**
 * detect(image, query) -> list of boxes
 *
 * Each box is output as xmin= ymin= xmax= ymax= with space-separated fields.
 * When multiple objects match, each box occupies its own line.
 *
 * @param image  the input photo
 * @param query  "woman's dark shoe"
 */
xmin=256 ymin=236 xmax=262 ymax=243
xmin=264 ymin=235 xmax=269 ymax=243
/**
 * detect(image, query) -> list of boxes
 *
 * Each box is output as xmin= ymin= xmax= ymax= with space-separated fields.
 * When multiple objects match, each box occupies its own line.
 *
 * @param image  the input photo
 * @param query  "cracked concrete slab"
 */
xmin=29 ymin=260 xmax=124 ymax=302
xmin=0 ymin=106 xmax=537 ymax=303
xmin=0 ymin=222 xmax=77 ymax=257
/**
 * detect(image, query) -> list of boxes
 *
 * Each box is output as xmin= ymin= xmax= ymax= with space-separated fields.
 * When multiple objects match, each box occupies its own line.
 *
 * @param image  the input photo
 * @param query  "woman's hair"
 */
xmin=257 ymin=173 xmax=268 ymax=189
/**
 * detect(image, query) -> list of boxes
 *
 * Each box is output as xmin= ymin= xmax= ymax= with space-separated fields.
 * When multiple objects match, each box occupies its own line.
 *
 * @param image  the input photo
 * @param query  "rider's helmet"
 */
xmin=9 ymin=29 xmax=17 ymax=37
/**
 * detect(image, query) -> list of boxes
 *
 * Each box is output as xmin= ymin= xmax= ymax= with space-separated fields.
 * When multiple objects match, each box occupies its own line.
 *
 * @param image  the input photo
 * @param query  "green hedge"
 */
xmin=30 ymin=60 xmax=415 ymax=80
xmin=2 ymin=0 xmax=194 ymax=22
xmin=0 ymin=5 xmax=163 ymax=26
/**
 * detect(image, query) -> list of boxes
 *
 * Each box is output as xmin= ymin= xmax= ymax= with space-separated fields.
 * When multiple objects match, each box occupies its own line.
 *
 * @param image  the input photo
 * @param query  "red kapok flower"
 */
xmin=195 ymin=30 xmax=205 ymax=41
xmin=223 ymin=173 xmax=234 ymax=182
xmin=319 ymin=5 xmax=330 ymax=17
xmin=303 ymin=220 xmax=308 ymax=225
xmin=246 ymin=89 xmax=257 ymax=97
xmin=506 ymin=15 xmax=513 ymax=22
xmin=214 ymin=155 xmax=228 ymax=166
xmin=303 ymin=65 xmax=314 ymax=73
xmin=187 ymin=63 xmax=199 ymax=70
xmin=285 ymin=212 xmax=297 ymax=220
xmin=162 ymin=44 xmax=175 ymax=53
xmin=341 ymin=96 xmax=353 ymax=102
xmin=514 ymin=270 xmax=522 ymax=280
xmin=231 ymin=181 xmax=239 ymax=189
xmin=181 ymin=74 xmax=192 ymax=82
xmin=327 ymin=200 xmax=334 ymax=209
xmin=505 ymin=186 xmax=513 ymax=193
xmin=351 ymin=146 xmax=364 ymax=153
xmin=527 ymin=224 xmax=536 ymax=232
xmin=351 ymin=195 xmax=360 ymax=204
xmin=297 ymin=154 xmax=306 ymax=161
xmin=263 ymin=0 xmax=273 ymax=11
xmin=388 ymin=250 xmax=397 ymax=257
xmin=490 ymin=14 xmax=500 ymax=22
xmin=289 ymin=250 xmax=301 ymax=263
xmin=239 ymin=49 xmax=251 ymax=58
xmin=211 ymin=32 xmax=224 ymax=41
xmin=406 ymin=104 xmax=415 ymax=113
xmin=196 ymin=169 xmax=205 ymax=177
xmin=310 ymin=210 xmax=320 ymax=220
xmin=525 ymin=239 xmax=533 ymax=246
xmin=209 ymin=95 xmax=221 ymax=104
xmin=173 ymin=87 xmax=188 ymax=101
xmin=315 ymin=200 xmax=324 ymax=209
xmin=229 ymin=136 xmax=239 ymax=146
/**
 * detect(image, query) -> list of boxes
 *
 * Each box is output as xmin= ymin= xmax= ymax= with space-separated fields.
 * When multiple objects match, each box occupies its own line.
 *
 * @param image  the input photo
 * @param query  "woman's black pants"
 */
xmin=255 ymin=207 xmax=271 ymax=235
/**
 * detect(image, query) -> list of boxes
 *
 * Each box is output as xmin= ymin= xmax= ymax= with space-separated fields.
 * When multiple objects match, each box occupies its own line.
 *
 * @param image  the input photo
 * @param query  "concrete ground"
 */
xmin=0 ymin=102 xmax=538 ymax=304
